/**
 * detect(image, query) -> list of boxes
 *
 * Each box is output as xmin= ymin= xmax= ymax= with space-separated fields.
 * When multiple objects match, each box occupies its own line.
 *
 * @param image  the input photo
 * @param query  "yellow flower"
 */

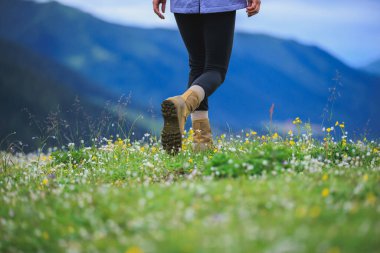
xmin=140 ymin=147 xmax=145 ymax=152
xmin=321 ymin=188 xmax=330 ymax=197
xmin=246 ymin=133 xmax=250 ymax=137
xmin=213 ymin=148 xmax=218 ymax=153
xmin=322 ymin=174 xmax=328 ymax=181
xmin=188 ymin=158 xmax=193 ymax=163
xmin=363 ymin=174 xmax=368 ymax=182
xmin=272 ymin=132 xmax=279 ymax=139
xmin=335 ymin=121 xmax=339 ymax=126
xmin=373 ymin=148 xmax=378 ymax=153
xmin=42 ymin=178 xmax=48 ymax=185
xmin=245 ymin=140 xmax=250 ymax=144
xmin=292 ymin=117 xmax=302 ymax=125
xmin=339 ymin=123 xmax=345 ymax=128
xmin=92 ymin=156 xmax=97 ymax=161
xmin=366 ymin=193 xmax=376 ymax=205
xmin=251 ymin=131 xmax=257 ymax=135
xmin=67 ymin=226 xmax=75 ymax=234
xmin=289 ymin=140 xmax=295 ymax=146
xmin=288 ymin=130 xmax=293 ymax=135
xmin=327 ymin=247 xmax=341 ymax=253
xmin=295 ymin=206 xmax=307 ymax=218
xmin=309 ymin=206 xmax=321 ymax=218
xmin=151 ymin=147 xmax=157 ymax=153
xmin=125 ymin=246 xmax=144 ymax=253
xmin=42 ymin=231 xmax=49 ymax=240
xmin=326 ymin=128 xmax=331 ymax=133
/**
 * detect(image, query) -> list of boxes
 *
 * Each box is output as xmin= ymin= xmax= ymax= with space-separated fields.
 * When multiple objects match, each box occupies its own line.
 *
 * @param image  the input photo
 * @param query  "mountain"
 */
xmin=362 ymin=59 xmax=380 ymax=75
xmin=0 ymin=39 xmax=152 ymax=151
xmin=0 ymin=0 xmax=379 ymax=140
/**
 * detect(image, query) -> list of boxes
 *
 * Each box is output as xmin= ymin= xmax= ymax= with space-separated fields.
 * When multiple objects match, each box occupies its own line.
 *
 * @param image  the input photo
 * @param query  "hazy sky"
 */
xmin=36 ymin=0 xmax=380 ymax=67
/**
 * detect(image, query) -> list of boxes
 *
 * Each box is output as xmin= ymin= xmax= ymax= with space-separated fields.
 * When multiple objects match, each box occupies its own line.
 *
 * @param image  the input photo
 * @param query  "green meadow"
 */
xmin=1 ymin=119 xmax=379 ymax=253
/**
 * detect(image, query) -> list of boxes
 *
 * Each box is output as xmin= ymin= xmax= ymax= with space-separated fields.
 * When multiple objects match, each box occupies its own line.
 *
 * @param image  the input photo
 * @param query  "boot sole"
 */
xmin=161 ymin=100 xmax=182 ymax=154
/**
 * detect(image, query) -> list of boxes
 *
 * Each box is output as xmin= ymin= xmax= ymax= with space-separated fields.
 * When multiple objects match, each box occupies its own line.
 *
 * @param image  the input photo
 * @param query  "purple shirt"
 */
xmin=170 ymin=0 xmax=248 ymax=14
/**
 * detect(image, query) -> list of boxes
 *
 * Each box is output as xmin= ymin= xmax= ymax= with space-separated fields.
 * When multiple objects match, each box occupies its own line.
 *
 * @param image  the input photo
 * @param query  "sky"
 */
xmin=36 ymin=0 xmax=380 ymax=67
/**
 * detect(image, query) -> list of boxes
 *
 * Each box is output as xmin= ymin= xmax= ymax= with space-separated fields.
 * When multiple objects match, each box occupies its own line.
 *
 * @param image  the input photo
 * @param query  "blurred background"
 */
xmin=0 ymin=0 xmax=379 ymax=151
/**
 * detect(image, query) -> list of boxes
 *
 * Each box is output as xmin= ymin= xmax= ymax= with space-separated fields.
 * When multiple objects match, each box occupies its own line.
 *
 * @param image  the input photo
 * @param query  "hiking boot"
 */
xmin=192 ymin=118 xmax=214 ymax=152
xmin=161 ymin=89 xmax=202 ymax=154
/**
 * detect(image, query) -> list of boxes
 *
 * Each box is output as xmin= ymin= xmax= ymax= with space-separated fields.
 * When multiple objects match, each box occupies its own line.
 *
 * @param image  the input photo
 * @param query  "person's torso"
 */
xmin=170 ymin=0 xmax=248 ymax=14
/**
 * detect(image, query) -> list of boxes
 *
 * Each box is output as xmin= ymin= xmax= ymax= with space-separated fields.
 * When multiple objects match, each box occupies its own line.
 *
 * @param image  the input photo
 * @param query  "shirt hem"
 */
xmin=171 ymin=3 xmax=247 ymax=14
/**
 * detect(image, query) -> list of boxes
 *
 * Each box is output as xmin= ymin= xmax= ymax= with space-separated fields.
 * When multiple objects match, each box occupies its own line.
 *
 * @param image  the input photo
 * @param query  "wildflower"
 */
xmin=272 ymin=132 xmax=279 ymax=139
xmin=366 ymin=193 xmax=376 ymax=205
xmin=327 ymin=247 xmax=341 ymax=253
xmin=322 ymin=188 xmax=329 ymax=197
xmin=42 ymin=178 xmax=49 ymax=185
xmin=373 ymin=148 xmax=378 ymax=153
xmin=292 ymin=117 xmax=302 ymax=125
xmin=115 ymin=138 xmax=123 ymax=146
xmin=251 ymin=131 xmax=257 ymax=135
xmin=289 ymin=140 xmax=295 ymax=146
xmin=213 ymin=148 xmax=218 ymax=153
xmin=125 ymin=246 xmax=144 ymax=253
xmin=67 ymin=226 xmax=75 ymax=234
xmin=42 ymin=231 xmax=49 ymax=240
xmin=326 ymin=128 xmax=331 ymax=133
xmin=339 ymin=122 xmax=345 ymax=128
xmin=309 ymin=206 xmax=321 ymax=218
xmin=322 ymin=174 xmax=328 ymax=181
xmin=151 ymin=147 xmax=157 ymax=153
xmin=363 ymin=174 xmax=368 ymax=182
xmin=188 ymin=158 xmax=193 ymax=163
xmin=246 ymin=133 xmax=250 ymax=137
xmin=335 ymin=121 xmax=339 ymax=126
xmin=245 ymin=140 xmax=250 ymax=144
xmin=140 ymin=147 xmax=145 ymax=152
xmin=288 ymin=130 xmax=293 ymax=135
xmin=295 ymin=206 xmax=307 ymax=218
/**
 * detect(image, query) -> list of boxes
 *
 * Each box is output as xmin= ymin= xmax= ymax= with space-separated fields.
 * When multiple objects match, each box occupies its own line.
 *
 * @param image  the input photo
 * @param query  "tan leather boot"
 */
xmin=192 ymin=118 xmax=214 ymax=152
xmin=161 ymin=89 xmax=202 ymax=154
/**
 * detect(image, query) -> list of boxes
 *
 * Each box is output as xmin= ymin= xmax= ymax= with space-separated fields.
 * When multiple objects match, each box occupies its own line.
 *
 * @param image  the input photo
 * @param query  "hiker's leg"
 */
xmin=191 ymin=10 xmax=236 ymax=109
xmin=174 ymin=13 xmax=207 ymax=110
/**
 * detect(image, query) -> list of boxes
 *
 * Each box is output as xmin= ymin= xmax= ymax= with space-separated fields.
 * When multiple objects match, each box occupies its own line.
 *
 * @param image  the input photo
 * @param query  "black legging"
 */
xmin=174 ymin=11 xmax=236 ymax=111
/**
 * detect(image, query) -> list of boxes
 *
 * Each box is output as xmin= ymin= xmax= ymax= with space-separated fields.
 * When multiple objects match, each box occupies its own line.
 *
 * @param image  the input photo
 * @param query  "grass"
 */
xmin=0 ymin=119 xmax=379 ymax=253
